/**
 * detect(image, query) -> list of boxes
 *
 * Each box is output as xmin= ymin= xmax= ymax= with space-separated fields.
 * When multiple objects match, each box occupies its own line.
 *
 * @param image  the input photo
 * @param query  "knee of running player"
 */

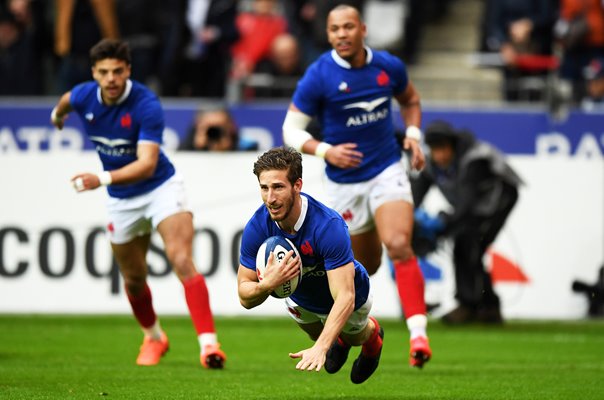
xmin=122 ymin=272 xmax=148 ymax=296
xmin=383 ymin=232 xmax=414 ymax=262
xmin=164 ymin=245 xmax=197 ymax=281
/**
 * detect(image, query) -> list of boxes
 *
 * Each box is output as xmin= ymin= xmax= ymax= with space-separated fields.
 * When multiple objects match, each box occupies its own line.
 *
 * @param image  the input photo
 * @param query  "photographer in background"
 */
xmin=179 ymin=107 xmax=257 ymax=151
xmin=410 ymin=120 xmax=523 ymax=325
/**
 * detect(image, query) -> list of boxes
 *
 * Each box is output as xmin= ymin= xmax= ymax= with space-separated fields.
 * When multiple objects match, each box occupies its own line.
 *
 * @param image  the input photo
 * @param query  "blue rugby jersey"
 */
xmin=292 ymin=47 xmax=409 ymax=183
xmin=240 ymin=193 xmax=370 ymax=314
xmin=70 ymin=80 xmax=175 ymax=198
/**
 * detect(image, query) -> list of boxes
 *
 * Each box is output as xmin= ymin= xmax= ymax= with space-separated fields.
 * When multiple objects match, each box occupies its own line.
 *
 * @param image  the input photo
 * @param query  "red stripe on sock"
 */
xmin=126 ymin=283 xmax=157 ymax=328
xmin=183 ymin=274 xmax=215 ymax=334
xmin=394 ymin=257 xmax=427 ymax=318
xmin=362 ymin=317 xmax=382 ymax=357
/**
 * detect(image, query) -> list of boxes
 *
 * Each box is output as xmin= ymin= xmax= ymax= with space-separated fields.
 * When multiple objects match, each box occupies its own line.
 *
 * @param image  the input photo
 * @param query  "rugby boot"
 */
xmin=325 ymin=337 xmax=351 ymax=374
xmin=136 ymin=332 xmax=169 ymax=366
xmin=409 ymin=335 xmax=431 ymax=368
xmin=201 ymin=343 xmax=227 ymax=369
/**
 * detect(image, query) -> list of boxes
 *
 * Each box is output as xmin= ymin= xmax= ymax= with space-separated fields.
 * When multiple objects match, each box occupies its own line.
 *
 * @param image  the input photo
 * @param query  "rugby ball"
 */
xmin=255 ymin=236 xmax=302 ymax=298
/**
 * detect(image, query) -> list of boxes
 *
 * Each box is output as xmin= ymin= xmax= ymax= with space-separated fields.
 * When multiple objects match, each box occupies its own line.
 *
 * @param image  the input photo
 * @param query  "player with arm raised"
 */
xmin=282 ymin=4 xmax=431 ymax=368
xmin=50 ymin=38 xmax=226 ymax=369
xmin=238 ymin=147 xmax=383 ymax=384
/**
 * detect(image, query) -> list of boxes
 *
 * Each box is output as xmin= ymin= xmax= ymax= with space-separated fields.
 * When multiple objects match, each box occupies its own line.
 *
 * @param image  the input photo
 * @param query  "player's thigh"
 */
xmin=350 ymin=229 xmax=383 ymax=275
xmin=284 ymin=298 xmax=324 ymax=340
xmin=157 ymin=212 xmax=200 ymax=281
xmin=111 ymin=235 xmax=151 ymax=282
xmin=325 ymin=179 xmax=374 ymax=234
xmin=374 ymin=199 xmax=414 ymax=250
xmin=340 ymin=296 xmax=373 ymax=346
xmin=149 ymin=174 xmax=195 ymax=258
xmin=296 ymin=321 xmax=324 ymax=341
xmin=157 ymin=212 xmax=194 ymax=248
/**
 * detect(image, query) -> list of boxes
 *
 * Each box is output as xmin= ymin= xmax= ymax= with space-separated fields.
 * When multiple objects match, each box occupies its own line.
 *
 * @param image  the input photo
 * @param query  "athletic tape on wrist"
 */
xmin=314 ymin=142 xmax=333 ymax=158
xmin=282 ymin=111 xmax=313 ymax=151
xmin=98 ymin=171 xmax=112 ymax=186
xmin=405 ymin=125 xmax=422 ymax=141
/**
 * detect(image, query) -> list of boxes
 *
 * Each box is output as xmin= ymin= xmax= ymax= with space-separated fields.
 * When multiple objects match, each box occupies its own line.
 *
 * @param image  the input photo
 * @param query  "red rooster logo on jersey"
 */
xmin=120 ymin=113 xmax=132 ymax=129
xmin=376 ymin=70 xmax=390 ymax=87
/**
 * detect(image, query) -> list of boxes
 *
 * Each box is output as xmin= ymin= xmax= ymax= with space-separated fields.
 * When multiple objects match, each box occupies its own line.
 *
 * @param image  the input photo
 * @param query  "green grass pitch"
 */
xmin=0 ymin=315 xmax=603 ymax=399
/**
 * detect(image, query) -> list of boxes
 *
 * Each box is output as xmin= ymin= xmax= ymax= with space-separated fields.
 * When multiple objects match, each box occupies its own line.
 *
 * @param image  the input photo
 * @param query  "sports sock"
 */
xmin=199 ymin=332 xmax=218 ymax=352
xmin=142 ymin=320 xmax=164 ymax=341
xmin=126 ymin=283 xmax=159 ymax=337
xmin=183 ymin=274 xmax=216 ymax=335
xmin=393 ymin=257 xmax=427 ymax=319
xmin=407 ymin=314 xmax=428 ymax=339
xmin=361 ymin=317 xmax=383 ymax=357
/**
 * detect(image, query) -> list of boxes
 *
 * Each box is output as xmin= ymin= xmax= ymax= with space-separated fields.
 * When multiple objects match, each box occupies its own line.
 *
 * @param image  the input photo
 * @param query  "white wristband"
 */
xmin=51 ymin=107 xmax=61 ymax=123
xmin=405 ymin=125 xmax=422 ymax=141
xmin=314 ymin=142 xmax=333 ymax=158
xmin=98 ymin=171 xmax=112 ymax=186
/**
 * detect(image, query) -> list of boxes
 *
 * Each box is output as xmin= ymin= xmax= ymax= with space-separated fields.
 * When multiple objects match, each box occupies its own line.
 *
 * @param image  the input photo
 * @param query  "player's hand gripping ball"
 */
xmin=255 ymin=236 xmax=302 ymax=298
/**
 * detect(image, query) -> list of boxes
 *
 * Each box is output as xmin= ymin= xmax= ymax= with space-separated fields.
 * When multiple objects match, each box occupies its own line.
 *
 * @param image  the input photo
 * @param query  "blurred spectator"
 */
xmin=246 ymin=33 xmax=304 ymax=98
xmin=179 ymin=107 xmax=257 ymax=151
xmin=484 ymin=0 xmax=556 ymax=101
xmin=282 ymin=0 xmax=365 ymax=68
xmin=581 ymin=56 xmax=604 ymax=110
xmin=54 ymin=0 xmax=119 ymax=93
xmin=154 ymin=0 xmax=187 ymax=96
xmin=230 ymin=0 xmax=287 ymax=81
xmin=0 ymin=0 xmax=48 ymax=95
xmin=401 ymin=0 xmax=427 ymax=64
xmin=115 ymin=0 xmax=161 ymax=86
xmin=364 ymin=0 xmax=453 ymax=65
xmin=179 ymin=0 xmax=239 ymax=98
xmin=555 ymin=0 xmax=604 ymax=103
xmin=411 ymin=120 xmax=523 ymax=325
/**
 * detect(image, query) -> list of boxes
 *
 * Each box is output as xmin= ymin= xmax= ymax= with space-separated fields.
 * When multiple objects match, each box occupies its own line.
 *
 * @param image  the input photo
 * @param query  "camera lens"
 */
xmin=207 ymin=126 xmax=224 ymax=140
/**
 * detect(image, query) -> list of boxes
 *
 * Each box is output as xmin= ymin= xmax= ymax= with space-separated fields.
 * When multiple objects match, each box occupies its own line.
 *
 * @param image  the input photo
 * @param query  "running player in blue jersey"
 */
xmin=282 ymin=4 xmax=431 ymax=368
xmin=50 ymin=39 xmax=226 ymax=369
xmin=238 ymin=147 xmax=383 ymax=384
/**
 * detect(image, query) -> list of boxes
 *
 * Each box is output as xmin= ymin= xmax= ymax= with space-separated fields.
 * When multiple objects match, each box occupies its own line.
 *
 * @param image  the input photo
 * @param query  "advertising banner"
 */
xmin=1 ymin=101 xmax=604 ymax=157
xmin=1 ymin=153 xmax=602 ymax=319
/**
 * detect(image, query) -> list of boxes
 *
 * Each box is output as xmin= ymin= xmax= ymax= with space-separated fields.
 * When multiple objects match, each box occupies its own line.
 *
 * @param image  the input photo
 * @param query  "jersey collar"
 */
xmin=276 ymin=194 xmax=308 ymax=234
xmin=293 ymin=194 xmax=309 ymax=232
xmin=330 ymin=46 xmax=373 ymax=69
xmin=96 ymin=79 xmax=133 ymax=105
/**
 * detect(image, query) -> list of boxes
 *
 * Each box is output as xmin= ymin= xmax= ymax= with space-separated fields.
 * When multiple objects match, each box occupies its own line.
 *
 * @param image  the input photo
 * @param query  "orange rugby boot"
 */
xmin=409 ymin=336 xmax=431 ymax=368
xmin=200 ymin=343 xmax=226 ymax=369
xmin=136 ymin=332 xmax=169 ymax=366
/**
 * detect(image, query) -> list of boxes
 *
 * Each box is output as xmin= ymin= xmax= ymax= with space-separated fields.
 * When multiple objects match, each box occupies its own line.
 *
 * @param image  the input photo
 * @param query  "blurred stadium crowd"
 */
xmin=0 ymin=0 xmax=603 ymax=107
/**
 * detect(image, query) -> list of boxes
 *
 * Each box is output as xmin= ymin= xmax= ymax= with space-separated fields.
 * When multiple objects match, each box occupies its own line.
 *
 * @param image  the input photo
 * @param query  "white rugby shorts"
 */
xmin=284 ymin=293 xmax=373 ymax=334
xmin=326 ymin=161 xmax=413 ymax=235
xmin=105 ymin=174 xmax=192 ymax=244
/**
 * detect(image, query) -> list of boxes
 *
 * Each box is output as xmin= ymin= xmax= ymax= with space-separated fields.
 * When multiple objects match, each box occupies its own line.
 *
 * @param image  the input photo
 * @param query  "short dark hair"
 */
xmin=329 ymin=4 xmax=363 ymax=23
xmin=90 ymin=39 xmax=131 ymax=66
xmin=253 ymin=147 xmax=302 ymax=185
xmin=424 ymin=120 xmax=458 ymax=148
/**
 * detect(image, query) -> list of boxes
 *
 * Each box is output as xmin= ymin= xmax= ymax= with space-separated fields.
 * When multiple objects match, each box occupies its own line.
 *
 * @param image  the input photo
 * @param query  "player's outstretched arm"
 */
xmin=50 ymin=91 xmax=73 ymax=130
xmin=69 ymin=142 xmax=161 ymax=192
xmin=289 ymin=263 xmax=355 ymax=372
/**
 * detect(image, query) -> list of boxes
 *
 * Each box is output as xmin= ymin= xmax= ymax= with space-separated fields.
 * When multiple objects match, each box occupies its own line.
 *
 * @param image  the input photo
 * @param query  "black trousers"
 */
xmin=452 ymin=185 xmax=519 ymax=309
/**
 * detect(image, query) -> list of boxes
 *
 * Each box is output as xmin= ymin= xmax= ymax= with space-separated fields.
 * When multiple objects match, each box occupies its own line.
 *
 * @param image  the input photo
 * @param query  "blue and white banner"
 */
xmin=1 ymin=100 xmax=603 ymax=157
